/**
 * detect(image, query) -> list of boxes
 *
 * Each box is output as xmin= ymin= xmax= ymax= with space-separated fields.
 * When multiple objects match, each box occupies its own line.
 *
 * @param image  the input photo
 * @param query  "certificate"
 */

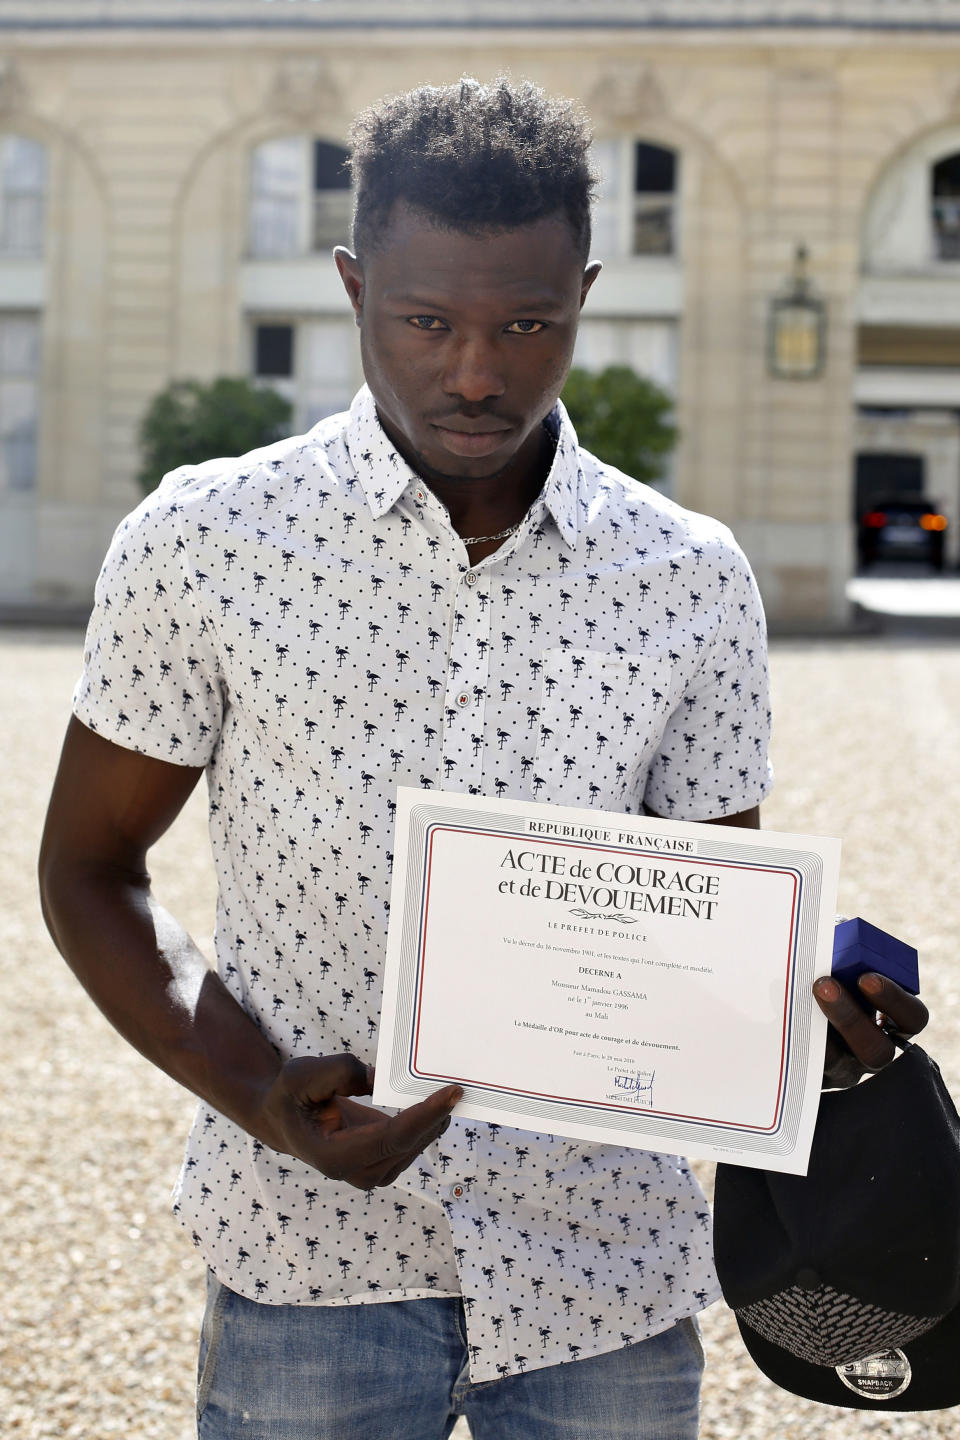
xmin=374 ymin=789 xmax=840 ymax=1175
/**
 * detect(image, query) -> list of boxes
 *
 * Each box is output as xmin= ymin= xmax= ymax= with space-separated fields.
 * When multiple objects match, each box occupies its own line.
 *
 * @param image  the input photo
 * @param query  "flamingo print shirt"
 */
xmin=74 ymin=385 xmax=772 ymax=1382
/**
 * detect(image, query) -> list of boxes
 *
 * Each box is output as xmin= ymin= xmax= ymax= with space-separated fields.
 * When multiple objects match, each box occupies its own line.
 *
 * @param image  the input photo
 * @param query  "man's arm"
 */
xmin=39 ymin=717 xmax=460 ymax=1188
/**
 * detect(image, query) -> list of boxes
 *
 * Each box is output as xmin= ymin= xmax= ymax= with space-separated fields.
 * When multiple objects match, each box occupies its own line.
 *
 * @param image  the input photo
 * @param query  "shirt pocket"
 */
xmin=531 ymin=648 xmax=673 ymax=810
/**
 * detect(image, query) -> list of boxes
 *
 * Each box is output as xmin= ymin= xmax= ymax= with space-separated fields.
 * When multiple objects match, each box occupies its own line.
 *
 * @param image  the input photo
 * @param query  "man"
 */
xmin=40 ymin=78 xmax=926 ymax=1439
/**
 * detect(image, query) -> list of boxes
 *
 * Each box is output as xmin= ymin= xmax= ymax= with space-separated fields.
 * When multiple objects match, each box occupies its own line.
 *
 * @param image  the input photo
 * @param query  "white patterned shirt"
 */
xmin=74 ymin=386 xmax=772 ymax=1382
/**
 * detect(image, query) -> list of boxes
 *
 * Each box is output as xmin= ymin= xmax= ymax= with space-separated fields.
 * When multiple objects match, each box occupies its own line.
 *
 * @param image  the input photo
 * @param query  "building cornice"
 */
xmin=3 ymin=0 xmax=960 ymax=32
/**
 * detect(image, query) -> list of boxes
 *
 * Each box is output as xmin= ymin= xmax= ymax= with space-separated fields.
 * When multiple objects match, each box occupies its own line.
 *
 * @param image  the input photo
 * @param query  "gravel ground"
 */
xmin=4 ymin=625 xmax=960 ymax=1439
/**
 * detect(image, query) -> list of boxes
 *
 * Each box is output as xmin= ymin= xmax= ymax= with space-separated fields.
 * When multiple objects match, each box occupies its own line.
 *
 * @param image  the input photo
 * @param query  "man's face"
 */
xmin=336 ymin=202 xmax=600 ymax=487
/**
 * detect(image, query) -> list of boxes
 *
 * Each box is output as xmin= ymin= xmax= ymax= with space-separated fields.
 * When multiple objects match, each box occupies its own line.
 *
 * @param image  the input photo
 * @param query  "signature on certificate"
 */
xmin=612 ymin=1070 xmax=656 ymax=1106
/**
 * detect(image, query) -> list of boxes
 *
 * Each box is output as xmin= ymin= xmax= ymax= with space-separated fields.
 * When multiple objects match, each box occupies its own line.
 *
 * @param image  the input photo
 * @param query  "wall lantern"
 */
xmin=767 ymin=243 xmax=827 ymax=379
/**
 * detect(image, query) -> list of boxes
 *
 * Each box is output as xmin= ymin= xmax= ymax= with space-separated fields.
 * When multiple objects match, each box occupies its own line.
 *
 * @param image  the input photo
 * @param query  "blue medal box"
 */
xmin=832 ymin=917 xmax=919 ymax=995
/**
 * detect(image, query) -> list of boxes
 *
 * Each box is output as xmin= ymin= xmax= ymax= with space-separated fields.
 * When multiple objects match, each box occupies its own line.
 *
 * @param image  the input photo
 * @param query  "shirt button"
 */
xmin=415 ymin=489 xmax=426 ymax=503
xmin=465 ymin=571 xmax=479 ymax=586
xmin=456 ymin=692 xmax=469 ymax=708
xmin=453 ymin=1185 xmax=464 ymax=1198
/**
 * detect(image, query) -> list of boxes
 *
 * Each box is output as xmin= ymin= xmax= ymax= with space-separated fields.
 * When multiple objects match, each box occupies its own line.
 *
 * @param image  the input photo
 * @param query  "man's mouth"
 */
xmin=431 ymin=417 xmax=514 ymax=457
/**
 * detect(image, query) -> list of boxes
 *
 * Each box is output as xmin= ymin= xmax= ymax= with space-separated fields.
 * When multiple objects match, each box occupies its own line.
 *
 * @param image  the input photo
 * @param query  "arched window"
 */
xmin=863 ymin=133 xmax=960 ymax=271
xmin=312 ymin=140 xmax=352 ymax=251
xmin=248 ymin=136 xmax=351 ymax=259
xmin=0 ymin=135 xmax=46 ymax=257
xmin=591 ymin=139 xmax=679 ymax=259
xmin=932 ymin=152 xmax=960 ymax=262
xmin=633 ymin=143 xmax=677 ymax=256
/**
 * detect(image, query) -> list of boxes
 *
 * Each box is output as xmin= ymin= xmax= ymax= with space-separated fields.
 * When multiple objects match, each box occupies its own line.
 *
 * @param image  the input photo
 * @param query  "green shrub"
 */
xmin=561 ymin=364 xmax=677 ymax=486
xmin=137 ymin=377 xmax=293 ymax=494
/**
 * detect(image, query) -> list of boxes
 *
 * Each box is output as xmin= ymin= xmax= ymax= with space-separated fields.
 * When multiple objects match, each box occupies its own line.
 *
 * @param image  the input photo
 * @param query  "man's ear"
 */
xmin=580 ymin=261 xmax=602 ymax=310
xmin=334 ymin=247 xmax=364 ymax=321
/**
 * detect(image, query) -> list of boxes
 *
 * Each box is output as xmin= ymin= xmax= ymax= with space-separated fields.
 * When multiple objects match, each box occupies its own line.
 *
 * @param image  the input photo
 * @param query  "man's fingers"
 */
xmin=309 ymin=1084 xmax=461 ymax=1188
xmin=813 ymin=974 xmax=927 ymax=1077
xmin=380 ymin=1085 xmax=462 ymax=1159
xmin=347 ymin=1086 xmax=460 ymax=1181
xmin=286 ymin=1053 xmax=374 ymax=1104
xmin=350 ymin=1148 xmax=441 ymax=1191
xmin=357 ymin=1107 xmax=458 ymax=1189
xmin=814 ymin=976 xmax=893 ymax=1070
xmin=858 ymin=973 xmax=929 ymax=1038
xmin=377 ymin=1158 xmax=420 ymax=1189
xmin=821 ymin=1031 xmax=866 ymax=1089
xmin=333 ymin=1086 xmax=460 ymax=1144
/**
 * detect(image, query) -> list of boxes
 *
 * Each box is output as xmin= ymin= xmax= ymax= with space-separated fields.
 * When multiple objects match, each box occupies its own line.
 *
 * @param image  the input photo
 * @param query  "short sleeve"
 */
xmin=73 ymin=486 xmax=225 ymax=766
xmin=642 ymin=538 xmax=773 ymax=822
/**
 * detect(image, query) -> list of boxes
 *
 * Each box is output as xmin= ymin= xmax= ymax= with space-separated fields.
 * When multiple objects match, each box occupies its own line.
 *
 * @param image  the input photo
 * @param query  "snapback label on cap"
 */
xmin=835 ymin=1349 xmax=912 ymax=1401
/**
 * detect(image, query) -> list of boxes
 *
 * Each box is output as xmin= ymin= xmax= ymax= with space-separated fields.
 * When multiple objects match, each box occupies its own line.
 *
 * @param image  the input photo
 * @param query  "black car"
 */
xmin=857 ymin=496 xmax=948 ymax=571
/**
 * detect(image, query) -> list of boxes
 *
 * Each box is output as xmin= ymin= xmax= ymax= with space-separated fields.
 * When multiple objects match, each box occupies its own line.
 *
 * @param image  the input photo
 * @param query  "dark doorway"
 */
xmin=854 ymin=452 xmax=924 ymax=521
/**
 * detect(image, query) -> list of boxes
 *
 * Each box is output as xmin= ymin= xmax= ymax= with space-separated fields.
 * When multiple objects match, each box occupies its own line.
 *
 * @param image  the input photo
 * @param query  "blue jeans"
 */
xmin=196 ymin=1273 xmax=704 ymax=1440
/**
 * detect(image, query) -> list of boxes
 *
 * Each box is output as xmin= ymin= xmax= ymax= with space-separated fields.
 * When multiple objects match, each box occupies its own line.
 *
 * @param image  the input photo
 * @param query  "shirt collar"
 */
xmin=344 ymin=385 xmax=586 ymax=549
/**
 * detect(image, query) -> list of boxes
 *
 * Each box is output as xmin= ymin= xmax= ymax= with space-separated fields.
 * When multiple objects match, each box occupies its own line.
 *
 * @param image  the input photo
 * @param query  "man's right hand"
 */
xmin=255 ymin=1053 xmax=462 ymax=1189
xmin=40 ymin=720 xmax=462 ymax=1195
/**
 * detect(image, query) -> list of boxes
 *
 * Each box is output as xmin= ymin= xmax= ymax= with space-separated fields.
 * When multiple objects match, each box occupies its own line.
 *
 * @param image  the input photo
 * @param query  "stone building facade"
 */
xmin=1 ymin=0 xmax=960 ymax=624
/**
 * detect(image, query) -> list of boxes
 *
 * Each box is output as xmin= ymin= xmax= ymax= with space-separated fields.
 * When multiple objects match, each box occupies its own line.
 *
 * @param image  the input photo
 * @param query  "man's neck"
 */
xmin=376 ymin=408 xmax=557 ymax=540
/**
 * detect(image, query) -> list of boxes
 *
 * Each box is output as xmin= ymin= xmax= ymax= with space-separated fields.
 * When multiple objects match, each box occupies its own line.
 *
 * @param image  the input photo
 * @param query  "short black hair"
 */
xmin=348 ymin=77 xmax=596 ymax=261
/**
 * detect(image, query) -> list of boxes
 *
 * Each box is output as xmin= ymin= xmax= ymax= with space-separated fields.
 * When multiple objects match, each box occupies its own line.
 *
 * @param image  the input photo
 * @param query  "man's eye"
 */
xmin=505 ymin=320 xmax=546 ymax=334
xmin=408 ymin=316 xmax=446 ymax=331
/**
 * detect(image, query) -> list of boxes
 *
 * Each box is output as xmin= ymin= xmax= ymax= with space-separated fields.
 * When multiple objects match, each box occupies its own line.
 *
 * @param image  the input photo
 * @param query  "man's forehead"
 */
xmin=365 ymin=200 xmax=583 ymax=291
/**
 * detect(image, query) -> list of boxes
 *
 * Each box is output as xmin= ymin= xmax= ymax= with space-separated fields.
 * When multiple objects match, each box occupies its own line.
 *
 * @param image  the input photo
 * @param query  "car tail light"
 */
xmin=862 ymin=512 xmax=887 ymax=528
xmin=920 ymin=513 xmax=948 ymax=532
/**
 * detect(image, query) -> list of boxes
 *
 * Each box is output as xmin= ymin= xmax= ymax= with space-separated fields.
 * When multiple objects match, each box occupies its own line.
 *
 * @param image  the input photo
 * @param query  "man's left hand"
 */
xmin=813 ymin=973 xmax=929 ymax=1087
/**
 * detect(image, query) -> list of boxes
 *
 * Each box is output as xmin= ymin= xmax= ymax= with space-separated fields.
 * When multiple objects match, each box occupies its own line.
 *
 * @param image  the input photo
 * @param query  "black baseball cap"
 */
xmin=713 ymin=1044 xmax=960 ymax=1410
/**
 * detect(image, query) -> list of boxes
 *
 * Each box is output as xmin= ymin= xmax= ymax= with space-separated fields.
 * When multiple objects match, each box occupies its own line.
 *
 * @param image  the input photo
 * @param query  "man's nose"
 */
xmin=442 ymin=337 xmax=506 ymax=404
